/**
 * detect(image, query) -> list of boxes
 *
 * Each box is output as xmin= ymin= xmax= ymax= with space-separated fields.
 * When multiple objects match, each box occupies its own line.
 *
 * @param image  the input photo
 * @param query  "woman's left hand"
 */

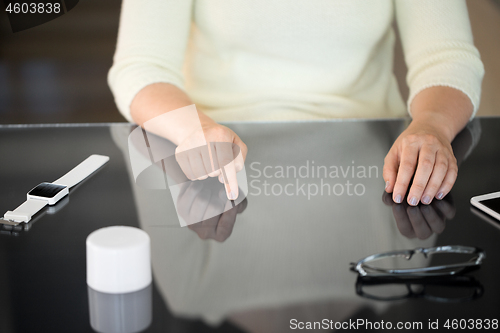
xmin=383 ymin=119 xmax=458 ymax=206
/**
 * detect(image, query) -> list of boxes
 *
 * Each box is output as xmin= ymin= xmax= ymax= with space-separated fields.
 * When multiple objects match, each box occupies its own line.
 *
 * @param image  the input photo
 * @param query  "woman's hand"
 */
xmin=130 ymin=83 xmax=248 ymax=201
xmin=383 ymin=119 xmax=457 ymax=206
xmin=383 ymin=86 xmax=474 ymax=206
xmin=175 ymin=118 xmax=247 ymax=200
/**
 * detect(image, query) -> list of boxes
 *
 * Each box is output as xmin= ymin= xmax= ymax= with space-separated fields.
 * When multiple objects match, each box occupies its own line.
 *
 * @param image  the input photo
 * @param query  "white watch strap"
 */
xmin=53 ymin=154 xmax=109 ymax=188
xmin=2 ymin=154 xmax=109 ymax=224
xmin=4 ymin=199 xmax=48 ymax=223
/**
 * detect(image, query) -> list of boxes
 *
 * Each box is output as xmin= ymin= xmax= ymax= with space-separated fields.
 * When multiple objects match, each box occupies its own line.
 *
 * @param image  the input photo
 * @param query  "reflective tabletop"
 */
xmin=1 ymin=118 xmax=499 ymax=333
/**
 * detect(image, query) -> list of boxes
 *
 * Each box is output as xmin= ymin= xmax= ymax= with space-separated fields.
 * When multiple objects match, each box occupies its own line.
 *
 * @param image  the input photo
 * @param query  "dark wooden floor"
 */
xmin=0 ymin=0 xmax=498 ymax=125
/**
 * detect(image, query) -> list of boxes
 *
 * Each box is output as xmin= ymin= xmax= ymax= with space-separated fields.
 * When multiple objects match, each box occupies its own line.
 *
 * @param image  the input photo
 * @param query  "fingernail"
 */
xmin=385 ymin=181 xmax=390 ymax=190
xmin=422 ymin=195 xmax=431 ymax=205
xmin=394 ymin=194 xmax=402 ymax=203
xmin=409 ymin=197 xmax=418 ymax=206
xmin=437 ymin=192 xmax=444 ymax=200
xmin=228 ymin=190 xmax=237 ymax=200
xmin=219 ymin=175 xmax=224 ymax=183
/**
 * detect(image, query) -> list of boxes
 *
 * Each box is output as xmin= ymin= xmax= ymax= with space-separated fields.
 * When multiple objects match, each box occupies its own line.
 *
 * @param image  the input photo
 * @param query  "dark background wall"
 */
xmin=0 ymin=0 xmax=124 ymax=124
xmin=0 ymin=0 xmax=499 ymax=125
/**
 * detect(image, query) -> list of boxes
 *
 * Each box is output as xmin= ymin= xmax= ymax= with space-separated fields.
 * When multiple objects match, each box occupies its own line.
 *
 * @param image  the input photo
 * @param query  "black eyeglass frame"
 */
xmin=351 ymin=245 xmax=485 ymax=277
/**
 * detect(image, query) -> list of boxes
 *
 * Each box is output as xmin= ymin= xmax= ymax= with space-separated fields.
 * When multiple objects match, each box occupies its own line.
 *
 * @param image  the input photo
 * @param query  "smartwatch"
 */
xmin=2 ymin=154 xmax=109 ymax=224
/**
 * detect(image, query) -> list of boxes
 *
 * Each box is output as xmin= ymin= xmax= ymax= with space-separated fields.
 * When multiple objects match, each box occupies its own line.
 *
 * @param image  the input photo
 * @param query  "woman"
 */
xmin=108 ymin=0 xmax=484 ymax=205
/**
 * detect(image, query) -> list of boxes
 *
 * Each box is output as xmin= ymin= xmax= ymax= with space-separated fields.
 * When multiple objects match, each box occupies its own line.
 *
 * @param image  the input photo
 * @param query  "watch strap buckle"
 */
xmin=0 ymin=217 xmax=23 ymax=226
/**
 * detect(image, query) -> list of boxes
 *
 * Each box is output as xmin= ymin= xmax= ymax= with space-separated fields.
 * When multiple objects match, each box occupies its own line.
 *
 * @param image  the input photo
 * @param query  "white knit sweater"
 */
xmin=108 ymin=0 xmax=484 ymax=123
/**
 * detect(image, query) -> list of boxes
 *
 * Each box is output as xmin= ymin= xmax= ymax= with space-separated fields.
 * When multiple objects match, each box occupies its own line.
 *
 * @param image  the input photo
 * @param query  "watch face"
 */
xmin=28 ymin=183 xmax=67 ymax=198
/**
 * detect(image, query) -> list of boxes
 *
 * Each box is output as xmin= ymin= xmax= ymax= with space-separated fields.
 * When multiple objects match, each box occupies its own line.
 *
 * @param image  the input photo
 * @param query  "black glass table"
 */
xmin=1 ymin=118 xmax=499 ymax=333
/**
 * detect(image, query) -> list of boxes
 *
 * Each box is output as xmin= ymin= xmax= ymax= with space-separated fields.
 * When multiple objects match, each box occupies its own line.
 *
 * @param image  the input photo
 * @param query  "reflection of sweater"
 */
xmin=109 ymin=0 xmax=484 ymax=122
xmin=110 ymin=124 xmax=436 ymax=326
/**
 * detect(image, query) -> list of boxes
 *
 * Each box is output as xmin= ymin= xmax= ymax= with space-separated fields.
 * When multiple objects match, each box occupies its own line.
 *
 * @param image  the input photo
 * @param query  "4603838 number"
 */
xmin=444 ymin=319 xmax=499 ymax=330
xmin=5 ymin=2 xmax=61 ymax=14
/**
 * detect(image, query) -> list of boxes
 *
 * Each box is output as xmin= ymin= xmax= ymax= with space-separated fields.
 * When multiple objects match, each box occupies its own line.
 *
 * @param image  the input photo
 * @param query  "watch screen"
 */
xmin=28 ymin=183 xmax=66 ymax=198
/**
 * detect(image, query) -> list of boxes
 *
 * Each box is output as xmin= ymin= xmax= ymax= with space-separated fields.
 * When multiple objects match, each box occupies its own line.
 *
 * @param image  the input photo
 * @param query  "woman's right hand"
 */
xmin=130 ymin=83 xmax=247 ymax=201
xmin=175 ymin=119 xmax=247 ymax=200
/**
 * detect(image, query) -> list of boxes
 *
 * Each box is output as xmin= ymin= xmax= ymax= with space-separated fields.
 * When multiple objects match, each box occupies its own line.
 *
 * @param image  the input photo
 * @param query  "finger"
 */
xmin=233 ymin=146 xmax=245 ymax=173
xmin=407 ymin=206 xmax=432 ymax=240
xmin=215 ymin=142 xmax=239 ymax=200
xmin=420 ymin=153 xmax=448 ymax=205
xmin=420 ymin=205 xmax=446 ymax=234
xmin=383 ymin=148 xmax=399 ymax=193
xmin=232 ymin=139 xmax=247 ymax=173
xmin=233 ymin=136 xmax=247 ymax=160
xmin=407 ymin=146 xmax=437 ymax=206
xmin=435 ymin=163 xmax=458 ymax=200
xmin=206 ymin=142 xmax=221 ymax=178
xmin=188 ymin=150 xmax=209 ymax=180
xmin=392 ymin=204 xmax=416 ymax=238
xmin=393 ymin=143 xmax=419 ymax=204
xmin=221 ymin=163 xmax=238 ymax=200
xmin=200 ymin=144 xmax=219 ymax=178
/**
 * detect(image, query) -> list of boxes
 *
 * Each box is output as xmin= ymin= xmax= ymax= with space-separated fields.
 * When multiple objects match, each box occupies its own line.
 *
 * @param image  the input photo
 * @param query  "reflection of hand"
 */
xmin=177 ymin=179 xmax=247 ymax=242
xmin=175 ymin=121 xmax=247 ymax=200
xmin=382 ymin=191 xmax=455 ymax=240
xmin=383 ymin=120 xmax=457 ymax=206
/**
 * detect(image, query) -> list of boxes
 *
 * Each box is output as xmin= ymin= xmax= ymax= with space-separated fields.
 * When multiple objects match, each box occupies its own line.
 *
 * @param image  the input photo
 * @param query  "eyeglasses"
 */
xmin=355 ymin=275 xmax=484 ymax=303
xmin=351 ymin=245 xmax=485 ymax=277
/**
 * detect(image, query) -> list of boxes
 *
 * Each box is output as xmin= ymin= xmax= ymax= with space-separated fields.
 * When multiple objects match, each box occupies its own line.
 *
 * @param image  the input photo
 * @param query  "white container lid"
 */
xmin=86 ymin=226 xmax=151 ymax=294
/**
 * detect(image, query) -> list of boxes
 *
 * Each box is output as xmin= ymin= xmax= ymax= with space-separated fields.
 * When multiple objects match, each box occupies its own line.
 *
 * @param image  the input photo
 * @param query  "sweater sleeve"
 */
xmin=395 ymin=0 xmax=484 ymax=119
xmin=108 ymin=0 xmax=193 ymax=123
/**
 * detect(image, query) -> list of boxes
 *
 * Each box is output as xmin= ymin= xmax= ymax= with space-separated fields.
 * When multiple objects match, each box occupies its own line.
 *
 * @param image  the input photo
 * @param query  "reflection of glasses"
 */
xmin=356 ymin=275 xmax=484 ymax=303
xmin=351 ymin=246 xmax=485 ymax=277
